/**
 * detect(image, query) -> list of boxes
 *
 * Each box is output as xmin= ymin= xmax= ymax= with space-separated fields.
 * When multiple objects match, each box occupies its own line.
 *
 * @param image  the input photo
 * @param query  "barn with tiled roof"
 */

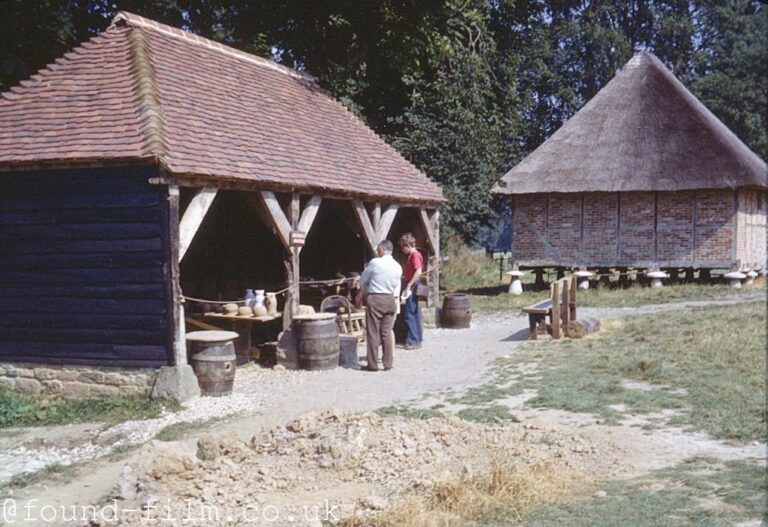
xmin=0 ymin=13 xmax=443 ymax=395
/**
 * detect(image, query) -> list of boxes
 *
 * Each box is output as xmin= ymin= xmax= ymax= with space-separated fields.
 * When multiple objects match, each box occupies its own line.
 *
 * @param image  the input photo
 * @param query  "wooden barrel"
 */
xmin=293 ymin=314 xmax=340 ymax=370
xmin=441 ymin=293 xmax=471 ymax=329
xmin=187 ymin=330 xmax=239 ymax=397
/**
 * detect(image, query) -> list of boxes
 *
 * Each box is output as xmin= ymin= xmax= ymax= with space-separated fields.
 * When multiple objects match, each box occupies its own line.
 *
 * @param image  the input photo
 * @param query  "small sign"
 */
xmin=290 ymin=231 xmax=307 ymax=247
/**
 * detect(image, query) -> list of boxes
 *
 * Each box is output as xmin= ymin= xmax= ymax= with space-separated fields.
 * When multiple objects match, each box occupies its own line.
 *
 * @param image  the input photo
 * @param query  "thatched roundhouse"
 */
xmin=0 ymin=13 xmax=443 ymax=399
xmin=495 ymin=52 xmax=766 ymax=274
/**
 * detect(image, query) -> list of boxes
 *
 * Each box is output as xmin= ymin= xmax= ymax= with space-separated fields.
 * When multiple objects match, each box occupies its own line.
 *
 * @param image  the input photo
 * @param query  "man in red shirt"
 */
xmin=398 ymin=233 xmax=424 ymax=349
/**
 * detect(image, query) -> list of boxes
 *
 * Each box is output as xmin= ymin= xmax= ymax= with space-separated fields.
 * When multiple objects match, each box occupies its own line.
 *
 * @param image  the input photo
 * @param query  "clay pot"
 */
xmin=224 ymin=303 xmax=239 ymax=314
xmin=213 ymin=304 xmax=225 ymax=314
xmin=265 ymin=293 xmax=277 ymax=315
xmin=238 ymin=306 xmax=253 ymax=317
xmin=200 ymin=303 xmax=212 ymax=313
xmin=253 ymin=305 xmax=268 ymax=317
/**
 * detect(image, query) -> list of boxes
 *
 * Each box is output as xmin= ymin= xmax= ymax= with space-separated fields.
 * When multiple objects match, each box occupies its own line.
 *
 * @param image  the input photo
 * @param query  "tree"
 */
xmin=687 ymin=0 xmax=767 ymax=159
xmin=390 ymin=1 xmax=523 ymax=243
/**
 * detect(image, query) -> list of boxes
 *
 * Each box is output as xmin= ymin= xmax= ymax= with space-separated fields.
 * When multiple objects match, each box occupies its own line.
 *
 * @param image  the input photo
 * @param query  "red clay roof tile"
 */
xmin=0 ymin=12 xmax=444 ymax=204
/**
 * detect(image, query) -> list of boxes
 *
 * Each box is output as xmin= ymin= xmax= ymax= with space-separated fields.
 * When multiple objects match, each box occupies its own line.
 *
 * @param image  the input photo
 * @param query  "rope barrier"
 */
xmin=182 ymin=263 xmax=440 ymax=305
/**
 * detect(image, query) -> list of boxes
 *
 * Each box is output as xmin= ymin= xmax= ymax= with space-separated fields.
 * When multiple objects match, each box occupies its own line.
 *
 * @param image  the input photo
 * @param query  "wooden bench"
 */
xmin=522 ymin=276 xmax=577 ymax=340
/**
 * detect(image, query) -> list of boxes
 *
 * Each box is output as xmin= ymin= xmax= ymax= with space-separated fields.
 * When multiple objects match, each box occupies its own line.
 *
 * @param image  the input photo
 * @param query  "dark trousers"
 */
xmin=404 ymin=285 xmax=423 ymax=345
xmin=365 ymin=294 xmax=396 ymax=369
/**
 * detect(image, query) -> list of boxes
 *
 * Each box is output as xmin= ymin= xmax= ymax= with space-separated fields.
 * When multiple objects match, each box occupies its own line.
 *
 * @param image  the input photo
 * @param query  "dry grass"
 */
xmin=440 ymin=236 xmax=502 ymax=292
xmin=341 ymin=459 xmax=583 ymax=527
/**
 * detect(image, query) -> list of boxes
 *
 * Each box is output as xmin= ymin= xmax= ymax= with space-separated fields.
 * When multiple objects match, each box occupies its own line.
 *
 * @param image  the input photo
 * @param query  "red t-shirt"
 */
xmin=404 ymin=249 xmax=424 ymax=283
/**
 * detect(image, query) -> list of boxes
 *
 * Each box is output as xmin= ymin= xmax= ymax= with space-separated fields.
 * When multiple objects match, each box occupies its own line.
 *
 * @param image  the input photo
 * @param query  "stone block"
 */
xmin=61 ymin=382 xmax=91 ymax=398
xmin=56 ymin=371 xmax=80 ymax=382
xmin=0 ymin=377 xmax=15 ymax=390
xmin=78 ymin=371 xmax=105 ymax=384
xmin=9 ymin=368 xmax=35 ymax=378
xmin=35 ymin=368 xmax=59 ymax=380
xmin=90 ymin=384 xmax=120 ymax=397
xmin=150 ymin=365 xmax=200 ymax=402
xmin=41 ymin=379 xmax=64 ymax=395
xmin=119 ymin=385 xmax=141 ymax=397
xmin=104 ymin=372 xmax=130 ymax=386
xmin=16 ymin=377 xmax=42 ymax=395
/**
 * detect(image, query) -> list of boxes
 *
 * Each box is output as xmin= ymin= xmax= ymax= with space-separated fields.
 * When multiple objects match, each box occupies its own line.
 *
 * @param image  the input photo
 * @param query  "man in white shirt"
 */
xmin=360 ymin=240 xmax=402 ymax=371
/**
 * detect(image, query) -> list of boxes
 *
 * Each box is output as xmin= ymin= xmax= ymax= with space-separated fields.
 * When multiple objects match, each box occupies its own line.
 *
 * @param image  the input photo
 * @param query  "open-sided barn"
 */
xmin=0 ymin=13 xmax=443 ymax=398
xmin=495 ymin=52 xmax=766 ymax=274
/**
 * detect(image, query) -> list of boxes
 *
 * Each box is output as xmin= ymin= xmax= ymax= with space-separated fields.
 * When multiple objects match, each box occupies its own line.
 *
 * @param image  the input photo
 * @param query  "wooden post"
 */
xmin=166 ymin=184 xmax=186 ymax=366
xmin=353 ymin=200 xmax=400 ymax=253
xmin=353 ymin=200 xmax=377 ymax=254
xmin=377 ymin=204 xmax=399 ymax=244
xmin=570 ymin=275 xmax=577 ymax=321
xmin=562 ymin=278 xmax=571 ymax=328
xmin=178 ymin=187 xmax=218 ymax=261
xmin=373 ymin=202 xmax=381 ymax=235
xmin=289 ymin=193 xmax=301 ymax=317
xmin=550 ymin=280 xmax=561 ymax=339
xmin=419 ymin=208 xmax=441 ymax=308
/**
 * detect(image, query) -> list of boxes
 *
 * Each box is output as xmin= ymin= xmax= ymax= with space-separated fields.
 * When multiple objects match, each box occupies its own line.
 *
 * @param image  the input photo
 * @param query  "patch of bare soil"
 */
xmin=98 ymin=408 xmax=622 ymax=526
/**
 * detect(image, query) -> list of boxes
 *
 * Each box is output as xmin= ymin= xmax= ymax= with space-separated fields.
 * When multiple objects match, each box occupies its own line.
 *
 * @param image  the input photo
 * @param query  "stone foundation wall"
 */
xmin=0 ymin=363 xmax=158 ymax=398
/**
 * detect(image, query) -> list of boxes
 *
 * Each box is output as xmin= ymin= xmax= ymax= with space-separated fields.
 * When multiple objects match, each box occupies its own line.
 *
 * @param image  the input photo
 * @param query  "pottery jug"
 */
xmin=244 ymin=289 xmax=256 ymax=308
xmin=253 ymin=289 xmax=266 ymax=308
xmin=265 ymin=293 xmax=277 ymax=315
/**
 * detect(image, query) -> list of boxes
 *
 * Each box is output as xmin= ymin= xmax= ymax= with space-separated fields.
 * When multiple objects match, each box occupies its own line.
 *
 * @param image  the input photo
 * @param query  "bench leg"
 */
xmin=528 ymin=314 xmax=538 ymax=340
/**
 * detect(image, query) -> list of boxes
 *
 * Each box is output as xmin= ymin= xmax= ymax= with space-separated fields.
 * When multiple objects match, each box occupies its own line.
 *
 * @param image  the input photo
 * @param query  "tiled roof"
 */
xmin=0 ymin=12 xmax=444 ymax=204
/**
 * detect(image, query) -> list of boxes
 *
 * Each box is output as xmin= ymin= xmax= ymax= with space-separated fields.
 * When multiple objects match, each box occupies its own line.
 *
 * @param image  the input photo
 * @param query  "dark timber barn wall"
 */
xmin=0 ymin=165 xmax=171 ymax=367
xmin=511 ymin=189 xmax=767 ymax=269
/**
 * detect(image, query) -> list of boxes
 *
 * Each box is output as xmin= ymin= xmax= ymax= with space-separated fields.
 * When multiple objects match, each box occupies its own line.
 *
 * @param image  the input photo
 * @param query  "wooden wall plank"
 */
xmin=0 ymin=166 xmax=170 ymax=366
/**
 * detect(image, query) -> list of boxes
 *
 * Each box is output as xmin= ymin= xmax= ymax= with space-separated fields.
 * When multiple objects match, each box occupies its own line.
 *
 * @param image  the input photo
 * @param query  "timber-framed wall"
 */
xmin=510 ymin=188 xmax=766 ymax=270
xmin=0 ymin=165 xmax=442 ymax=370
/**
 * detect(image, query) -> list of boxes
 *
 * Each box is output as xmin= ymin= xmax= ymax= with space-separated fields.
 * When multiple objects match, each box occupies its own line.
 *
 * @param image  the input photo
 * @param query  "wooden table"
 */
xmin=200 ymin=312 xmax=281 ymax=363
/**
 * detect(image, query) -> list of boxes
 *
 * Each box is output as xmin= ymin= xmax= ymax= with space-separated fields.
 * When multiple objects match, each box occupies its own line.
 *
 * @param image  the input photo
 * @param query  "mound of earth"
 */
xmin=103 ymin=409 xmax=623 ymax=526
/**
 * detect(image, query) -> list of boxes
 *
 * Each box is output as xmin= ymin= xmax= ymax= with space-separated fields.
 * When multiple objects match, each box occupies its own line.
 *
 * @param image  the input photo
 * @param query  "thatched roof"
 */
xmin=0 ymin=13 xmax=444 ymax=204
xmin=496 ymin=52 xmax=766 ymax=194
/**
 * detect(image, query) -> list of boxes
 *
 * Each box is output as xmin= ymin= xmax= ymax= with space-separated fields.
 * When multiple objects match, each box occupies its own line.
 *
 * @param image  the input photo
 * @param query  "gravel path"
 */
xmin=1 ymin=294 xmax=764 ymax=511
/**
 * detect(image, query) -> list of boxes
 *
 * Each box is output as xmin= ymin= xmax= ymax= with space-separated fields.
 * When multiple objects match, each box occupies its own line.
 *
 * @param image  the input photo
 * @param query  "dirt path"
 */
xmin=3 ymin=294 xmax=765 ymax=522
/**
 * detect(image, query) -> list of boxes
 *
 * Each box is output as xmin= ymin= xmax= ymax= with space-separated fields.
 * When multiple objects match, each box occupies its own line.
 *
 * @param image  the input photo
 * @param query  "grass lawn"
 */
xmin=463 ymin=281 xmax=763 ymax=314
xmin=443 ymin=300 xmax=766 ymax=441
xmin=0 ymin=390 xmax=177 ymax=428
xmin=522 ymin=457 xmax=766 ymax=527
xmin=516 ymin=300 xmax=766 ymax=440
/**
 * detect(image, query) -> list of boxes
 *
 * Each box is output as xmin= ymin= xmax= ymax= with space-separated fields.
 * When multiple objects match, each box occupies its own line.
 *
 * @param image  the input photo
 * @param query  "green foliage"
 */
xmin=440 ymin=236 xmax=503 ymax=292
xmin=456 ymin=404 xmax=514 ymax=423
xmin=687 ymin=1 xmax=768 ymax=158
xmin=376 ymin=404 xmax=442 ymax=420
xmin=0 ymin=389 xmax=175 ymax=428
xmin=1 ymin=1 xmax=765 ymax=241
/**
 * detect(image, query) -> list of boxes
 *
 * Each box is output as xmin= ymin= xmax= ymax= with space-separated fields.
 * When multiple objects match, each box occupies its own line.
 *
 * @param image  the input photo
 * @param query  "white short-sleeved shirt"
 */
xmin=360 ymin=254 xmax=402 ymax=295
